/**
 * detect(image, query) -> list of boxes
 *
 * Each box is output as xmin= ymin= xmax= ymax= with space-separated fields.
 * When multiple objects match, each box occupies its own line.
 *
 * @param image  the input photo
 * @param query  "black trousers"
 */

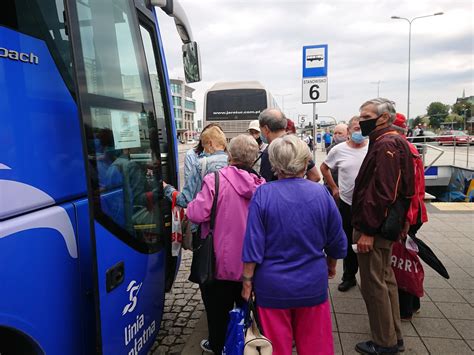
xmin=398 ymin=288 xmax=420 ymax=318
xmin=200 ymin=280 xmax=243 ymax=354
xmin=339 ymin=199 xmax=359 ymax=281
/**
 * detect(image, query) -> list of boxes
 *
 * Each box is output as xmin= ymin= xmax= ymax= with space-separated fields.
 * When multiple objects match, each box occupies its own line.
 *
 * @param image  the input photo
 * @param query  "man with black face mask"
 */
xmin=351 ymin=98 xmax=414 ymax=355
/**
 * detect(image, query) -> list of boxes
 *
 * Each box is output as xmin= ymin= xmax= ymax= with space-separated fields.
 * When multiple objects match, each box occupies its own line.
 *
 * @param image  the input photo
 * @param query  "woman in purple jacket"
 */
xmin=187 ymin=134 xmax=266 ymax=354
xmin=242 ymin=135 xmax=347 ymax=355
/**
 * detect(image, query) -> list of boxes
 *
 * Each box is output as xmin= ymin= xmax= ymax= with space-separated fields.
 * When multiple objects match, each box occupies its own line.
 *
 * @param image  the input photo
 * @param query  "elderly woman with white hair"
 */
xmin=187 ymin=134 xmax=266 ymax=355
xmin=242 ymin=134 xmax=347 ymax=355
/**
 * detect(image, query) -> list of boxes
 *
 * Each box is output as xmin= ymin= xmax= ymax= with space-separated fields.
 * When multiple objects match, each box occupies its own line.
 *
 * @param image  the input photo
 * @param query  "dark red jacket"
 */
xmin=352 ymin=127 xmax=415 ymax=236
xmin=406 ymin=141 xmax=428 ymax=225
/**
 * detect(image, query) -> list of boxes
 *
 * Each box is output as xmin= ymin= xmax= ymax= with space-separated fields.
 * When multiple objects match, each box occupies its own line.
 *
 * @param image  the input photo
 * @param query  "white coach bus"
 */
xmin=203 ymin=81 xmax=279 ymax=139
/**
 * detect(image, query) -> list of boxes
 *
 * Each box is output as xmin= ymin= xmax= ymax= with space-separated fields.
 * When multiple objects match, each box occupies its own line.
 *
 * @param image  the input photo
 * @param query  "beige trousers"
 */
xmin=354 ymin=230 xmax=402 ymax=347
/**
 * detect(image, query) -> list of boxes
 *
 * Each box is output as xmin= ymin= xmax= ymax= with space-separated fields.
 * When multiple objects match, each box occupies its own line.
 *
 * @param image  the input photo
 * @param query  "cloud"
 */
xmin=156 ymin=0 xmax=473 ymax=123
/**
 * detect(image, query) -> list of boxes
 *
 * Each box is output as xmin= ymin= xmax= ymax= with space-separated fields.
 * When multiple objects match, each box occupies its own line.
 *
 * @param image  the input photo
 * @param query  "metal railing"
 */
xmin=409 ymin=134 xmax=473 ymax=170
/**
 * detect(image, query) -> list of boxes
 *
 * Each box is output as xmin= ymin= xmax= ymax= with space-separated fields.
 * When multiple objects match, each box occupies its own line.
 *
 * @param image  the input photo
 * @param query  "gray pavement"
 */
xmin=150 ymin=250 xmax=204 ymax=355
xmin=181 ymin=203 xmax=474 ymax=354
xmin=151 ymin=141 xmax=474 ymax=354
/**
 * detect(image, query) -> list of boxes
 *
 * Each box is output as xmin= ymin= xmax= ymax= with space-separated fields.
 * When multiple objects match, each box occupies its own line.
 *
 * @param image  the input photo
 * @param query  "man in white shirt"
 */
xmin=320 ymin=116 xmax=368 ymax=292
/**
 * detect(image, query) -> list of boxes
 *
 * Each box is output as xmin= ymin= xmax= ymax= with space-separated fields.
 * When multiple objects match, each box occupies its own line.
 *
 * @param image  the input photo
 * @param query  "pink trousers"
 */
xmin=257 ymin=300 xmax=334 ymax=355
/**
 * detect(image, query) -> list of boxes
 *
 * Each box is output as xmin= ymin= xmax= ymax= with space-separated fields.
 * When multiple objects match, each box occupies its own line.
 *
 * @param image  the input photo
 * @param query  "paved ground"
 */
xmin=150 ymin=142 xmax=474 ymax=354
xmin=150 ymin=250 xmax=204 ymax=354
xmin=181 ymin=203 xmax=474 ymax=354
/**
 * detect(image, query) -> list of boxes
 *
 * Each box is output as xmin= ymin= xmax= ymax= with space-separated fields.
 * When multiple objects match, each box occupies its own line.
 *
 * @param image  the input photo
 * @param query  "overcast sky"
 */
xmin=156 ymin=0 xmax=473 ymax=124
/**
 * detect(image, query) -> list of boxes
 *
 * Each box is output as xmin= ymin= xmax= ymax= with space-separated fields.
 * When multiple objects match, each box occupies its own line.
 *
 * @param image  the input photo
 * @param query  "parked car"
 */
xmin=436 ymin=131 xmax=474 ymax=145
xmin=408 ymin=130 xmax=437 ymax=144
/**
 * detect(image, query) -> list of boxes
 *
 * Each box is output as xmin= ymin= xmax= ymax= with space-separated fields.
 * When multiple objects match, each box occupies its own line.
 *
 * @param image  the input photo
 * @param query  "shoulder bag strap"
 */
xmin=200 ymin=157 xmax=208 ymax=179
xmin=209 ymin=171 xmax=219 ymax=232
xmin=251 ymin=151 xmax=264 ymax=168
xmin=246 ymin=297 xmax=264 ymax=335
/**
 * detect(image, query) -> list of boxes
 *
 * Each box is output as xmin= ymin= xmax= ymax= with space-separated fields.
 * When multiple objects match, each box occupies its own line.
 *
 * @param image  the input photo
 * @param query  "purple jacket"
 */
xmin=242 ymin=178 xmax=347 ymax=308
xmin=187 ymin=166 xmax=266 ymax=281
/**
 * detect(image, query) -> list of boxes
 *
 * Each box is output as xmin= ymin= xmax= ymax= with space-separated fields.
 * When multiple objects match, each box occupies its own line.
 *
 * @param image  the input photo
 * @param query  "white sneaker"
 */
xmin=200 ymin=339 xmax=214 ymax=354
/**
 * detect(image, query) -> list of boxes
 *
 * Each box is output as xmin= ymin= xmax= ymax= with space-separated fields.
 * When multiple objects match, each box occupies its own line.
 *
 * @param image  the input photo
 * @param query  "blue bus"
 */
xmin=0 ymin=0 xmax=200 ymax=354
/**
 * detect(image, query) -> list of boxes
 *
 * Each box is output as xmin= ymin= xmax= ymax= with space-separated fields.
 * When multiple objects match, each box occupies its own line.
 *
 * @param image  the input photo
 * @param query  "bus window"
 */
xmin=73 ymin=0 xmax=164 ymax=251
xmin=206 ymin=89 xmax=267 ymax=121
xmin=0 ymin=0 xmax=75 ymax=94
xmin=76 ymin=0 xmax=145 ymax=102
xmin=139 ymin=24 xmax=174 ymax=183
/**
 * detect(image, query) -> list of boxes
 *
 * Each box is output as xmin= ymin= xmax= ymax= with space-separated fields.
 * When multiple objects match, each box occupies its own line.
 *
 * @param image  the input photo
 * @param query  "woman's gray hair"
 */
xmin=227 ymin=134 xmax=259 ymax=167
xmin=268 ymin=135 xmax=311 ymax=177
xmin=360 ymin=98 xmax=397 ymax=123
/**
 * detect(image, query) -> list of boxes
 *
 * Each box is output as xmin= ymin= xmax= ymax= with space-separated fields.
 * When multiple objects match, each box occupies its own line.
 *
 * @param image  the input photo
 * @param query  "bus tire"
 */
xmin=0 ymin=327 xmax=44 ymax=355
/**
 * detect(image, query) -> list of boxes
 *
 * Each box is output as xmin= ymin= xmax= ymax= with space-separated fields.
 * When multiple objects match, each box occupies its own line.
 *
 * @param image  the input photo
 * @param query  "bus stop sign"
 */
xmin=302 ymin=44 xmax=328 ymax=78
xmin=302 ymin=45 xmax=328 ymax=104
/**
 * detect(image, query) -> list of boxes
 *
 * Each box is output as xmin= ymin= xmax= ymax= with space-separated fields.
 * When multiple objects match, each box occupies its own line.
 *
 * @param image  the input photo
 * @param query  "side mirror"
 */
xmin=182 ymin=41 xmax=201 ymax=83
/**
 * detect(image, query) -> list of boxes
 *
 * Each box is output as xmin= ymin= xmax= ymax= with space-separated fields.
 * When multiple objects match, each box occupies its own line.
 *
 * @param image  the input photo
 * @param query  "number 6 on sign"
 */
xmin=302 ymin=77 xmax=328 ymax=103
xmin=310 ymin=84 xmax=320 ymax=100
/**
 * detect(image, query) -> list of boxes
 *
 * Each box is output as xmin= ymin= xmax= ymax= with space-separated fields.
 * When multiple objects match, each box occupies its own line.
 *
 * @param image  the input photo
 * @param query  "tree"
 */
xmin=421 ymin=116 xmax=430 ymax=126
xmin=445 ymin=114 xmax=464 ymax=123
xmin=412 ymin=115 xmax=424 ymax=128
xmin=426 ymin=102 xmax=449 ymax=128
xmin=452 ymin=100 xmax=472 ymax=118
xmin=411 ymin=115 xmax=430 ymax=128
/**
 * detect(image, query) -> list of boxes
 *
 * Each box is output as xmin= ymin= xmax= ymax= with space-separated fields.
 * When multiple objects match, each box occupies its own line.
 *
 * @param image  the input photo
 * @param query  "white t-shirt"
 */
xmin=324 ymin=141 xmax=368 ymax=205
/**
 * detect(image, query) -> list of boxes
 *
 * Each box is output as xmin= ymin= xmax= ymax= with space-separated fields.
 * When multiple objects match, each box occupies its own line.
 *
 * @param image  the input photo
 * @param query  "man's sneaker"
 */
xmin=398 ymin=339 xmax=405 ymax=352
xmin=355 ymin=340 xmax=399 ymax=354
xmin=200 ymin=339 xmax=214 ymax=354
xmin=338 ymin=279 xmax=357 ymax=292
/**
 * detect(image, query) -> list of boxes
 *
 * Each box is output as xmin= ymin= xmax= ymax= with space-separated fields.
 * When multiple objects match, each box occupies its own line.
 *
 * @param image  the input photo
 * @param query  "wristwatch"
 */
xmin=242 ymin=275 xmax=253 ymax=282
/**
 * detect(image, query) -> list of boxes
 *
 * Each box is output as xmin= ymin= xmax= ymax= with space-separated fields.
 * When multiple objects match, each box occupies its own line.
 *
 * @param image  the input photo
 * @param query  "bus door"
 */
xmin=66 ymin=0 xmax=176 ymax=353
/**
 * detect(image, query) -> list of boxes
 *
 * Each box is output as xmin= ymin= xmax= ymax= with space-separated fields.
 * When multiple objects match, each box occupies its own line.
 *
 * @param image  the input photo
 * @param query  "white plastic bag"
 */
xmin=171 ymin=191 xmax=184 ymax=256
xmin=405 ymin=235 xmax=419 ymax=253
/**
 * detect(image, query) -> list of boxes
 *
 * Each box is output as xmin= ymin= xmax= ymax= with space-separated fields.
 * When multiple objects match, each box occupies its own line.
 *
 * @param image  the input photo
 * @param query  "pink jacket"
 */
xmin=186 ymin=166 xmax=265 ymax=281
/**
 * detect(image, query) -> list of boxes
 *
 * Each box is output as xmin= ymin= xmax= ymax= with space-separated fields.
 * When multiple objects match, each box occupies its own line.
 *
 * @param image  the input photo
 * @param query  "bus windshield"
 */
xmin=206 ymin=88 xmax=267 ymax=121
xmin=1 ymin=0 xmax=74 ymax=94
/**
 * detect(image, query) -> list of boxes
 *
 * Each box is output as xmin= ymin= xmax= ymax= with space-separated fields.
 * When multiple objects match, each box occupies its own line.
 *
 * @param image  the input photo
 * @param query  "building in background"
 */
xmin=170 ymin=78 xmax=197 ymax=142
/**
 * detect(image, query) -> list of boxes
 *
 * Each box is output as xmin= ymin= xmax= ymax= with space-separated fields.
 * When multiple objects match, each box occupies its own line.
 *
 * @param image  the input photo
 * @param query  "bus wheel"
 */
xmin=0 ymin=327 xmax=44 ymax=355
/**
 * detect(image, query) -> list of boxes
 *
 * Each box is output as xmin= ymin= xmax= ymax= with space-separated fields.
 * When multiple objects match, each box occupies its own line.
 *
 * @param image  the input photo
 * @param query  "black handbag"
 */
xmin=188 ymin=171 xmax=219 ymax=284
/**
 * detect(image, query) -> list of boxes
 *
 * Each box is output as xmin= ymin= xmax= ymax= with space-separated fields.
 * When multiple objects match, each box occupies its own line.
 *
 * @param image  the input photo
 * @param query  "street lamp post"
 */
xmin=275 ymin=93 xmax=292 ymax=113
xmin=370 ymin=80 xmax=384 ymax=97
xmin=391 ymin=12 xmax=443 ymax=120
xmin=285 ymin=107 xmax=296 ymax=119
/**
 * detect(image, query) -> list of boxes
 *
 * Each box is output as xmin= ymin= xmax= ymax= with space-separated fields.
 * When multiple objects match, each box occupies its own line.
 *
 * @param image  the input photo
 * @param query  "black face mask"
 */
xmin=256 ymin=136 xmax=262 ymax=145
xmin=360 ymin=114 xmax=382 ymax=136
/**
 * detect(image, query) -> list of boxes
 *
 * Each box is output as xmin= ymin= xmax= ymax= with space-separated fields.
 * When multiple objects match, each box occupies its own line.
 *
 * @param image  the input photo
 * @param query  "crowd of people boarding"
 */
xmin=163 ymin=97 xmax=428 ymax=355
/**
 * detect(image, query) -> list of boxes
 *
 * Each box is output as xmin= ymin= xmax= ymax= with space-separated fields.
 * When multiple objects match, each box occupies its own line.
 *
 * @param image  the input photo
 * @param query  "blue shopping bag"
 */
xmin=223 ymin=306 xmax=246 ymax=355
